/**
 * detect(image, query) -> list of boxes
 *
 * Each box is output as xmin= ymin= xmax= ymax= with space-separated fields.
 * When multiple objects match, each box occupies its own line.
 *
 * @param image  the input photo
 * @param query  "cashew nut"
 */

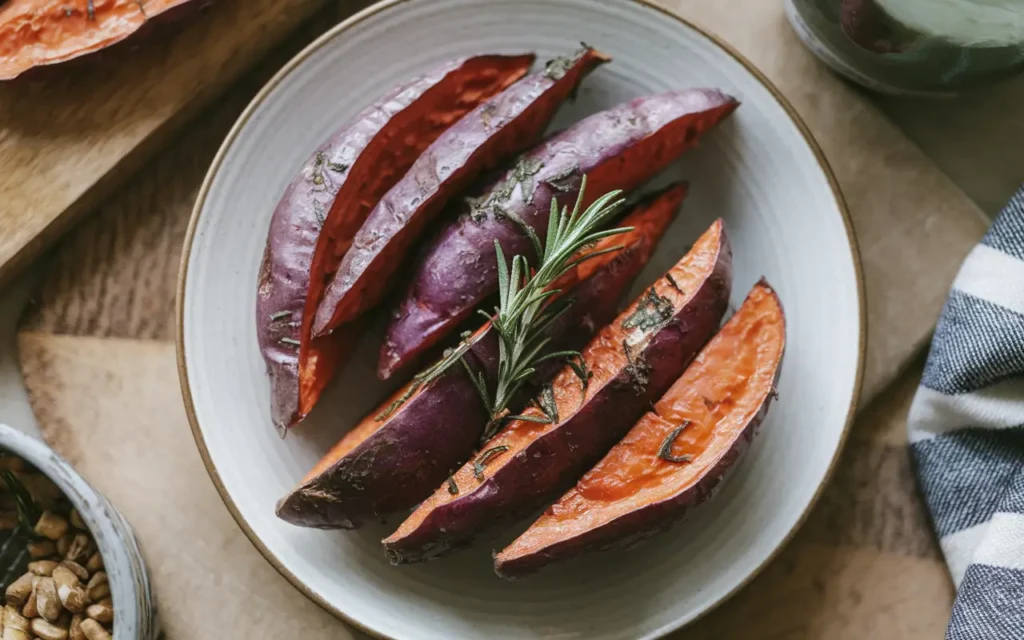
xmin=32 ymin=513 xmax=68 ymax=542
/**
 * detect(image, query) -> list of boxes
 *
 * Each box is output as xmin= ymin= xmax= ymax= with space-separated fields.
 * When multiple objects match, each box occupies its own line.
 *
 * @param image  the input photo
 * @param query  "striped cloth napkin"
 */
xmin=908 ymin=185 xmax=1024 ymax=640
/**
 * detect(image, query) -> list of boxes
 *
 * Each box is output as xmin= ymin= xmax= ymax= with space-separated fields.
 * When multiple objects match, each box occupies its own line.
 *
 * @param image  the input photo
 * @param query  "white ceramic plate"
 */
xmin=177 ymin=0 xmax=865 ymax=637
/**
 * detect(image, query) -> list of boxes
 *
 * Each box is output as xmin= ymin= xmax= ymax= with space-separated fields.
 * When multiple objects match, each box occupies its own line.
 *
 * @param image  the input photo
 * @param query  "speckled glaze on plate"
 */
xmin=176 ymin=0 xmax=866 ymax=637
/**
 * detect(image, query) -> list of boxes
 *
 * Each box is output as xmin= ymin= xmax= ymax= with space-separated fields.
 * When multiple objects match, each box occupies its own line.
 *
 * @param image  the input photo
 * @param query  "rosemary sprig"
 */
xmin=478 ymin=177 xmax=630 ymax=437
xmin=0 ymin=471 xmax=39 ymax=534
xmin=374 ymin=177 xmax=631 ymax=438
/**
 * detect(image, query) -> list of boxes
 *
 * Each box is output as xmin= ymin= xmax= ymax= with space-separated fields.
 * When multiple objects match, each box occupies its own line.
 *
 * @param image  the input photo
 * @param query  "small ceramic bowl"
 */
xmin=0 ymin=423 xmax=159 ymax=640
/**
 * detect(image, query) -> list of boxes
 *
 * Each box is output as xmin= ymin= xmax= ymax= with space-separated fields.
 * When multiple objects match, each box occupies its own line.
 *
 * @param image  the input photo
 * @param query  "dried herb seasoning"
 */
xmin=446 ymin=475 xmax=459 ymax=495
xmin=566 ymin=354 xmax=591 ymax=394
xmin=665 ymin=273 xmax=683 ymax=294
xmin=309 ymin=151 xmax=349 ymax=190
xmin=313 ymin=201 xmax=327 ymax=228
xmin=376 ymin=379 xmax=423 ymax=422
xmin=465 ymin=194 xmax=491 ymax=222
xmin=621 ymin=340 xmax=651 ymax=394
xmin=479 ymin=103 xmax=497 ymax=128
xmin=537 ymin=383 xmax=559 ymax=424
xmin=657 ymin=421 xmax=693 ymax=463
xmin=543 ymin=164 xmax=580 ymax=194
xmin=622 ymin=287 xmax=675 ymax=332
xmin=543 ymin=44 xmax=588 ymax=81
xmin=473 ymin=445 xmax=510 ymax=480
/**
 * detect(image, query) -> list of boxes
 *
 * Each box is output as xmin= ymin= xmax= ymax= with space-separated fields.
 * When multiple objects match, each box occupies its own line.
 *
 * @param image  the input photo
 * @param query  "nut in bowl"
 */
xmin=0 ymin=425 xmax=157 ymax=640
xmin=178 ymin=0 xmax=865 ymax=637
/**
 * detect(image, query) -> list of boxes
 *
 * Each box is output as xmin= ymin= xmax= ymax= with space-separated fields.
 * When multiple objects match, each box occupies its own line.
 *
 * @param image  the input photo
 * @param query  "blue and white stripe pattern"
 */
xmin=909 ymin=185 xmax=1024 ymax=640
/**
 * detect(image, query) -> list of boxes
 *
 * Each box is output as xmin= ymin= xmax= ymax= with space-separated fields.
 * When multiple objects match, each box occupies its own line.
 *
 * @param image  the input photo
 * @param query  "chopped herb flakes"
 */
xmin=375 ymin=379 xmax=423 ymax=422
xmin=622 ymin=341 xmax=651 ymax=394
xmin=537 ymin=383 xmax=559 ymax=423
xmin=473 ymin=445 xmax=510 ymax=480
xmin=544 ymin=165 xmax=580 ymax=193
xmin=622 ymin=287 xmax=675 ymax=332
xmin=657 ymin=421 xmax=693 ymax=463
xmin=447 ymin=475 xmax=459 ymax=495
xmin=465 ymin=157 xmax=544 ymax=222
xmin=665 ymin=273 xmax=683 ymax=294
xmin=544 ymin=45 xmax=588 ymax=80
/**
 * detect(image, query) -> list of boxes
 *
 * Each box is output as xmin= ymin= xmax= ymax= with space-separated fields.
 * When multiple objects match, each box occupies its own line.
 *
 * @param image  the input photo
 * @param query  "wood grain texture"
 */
xmin=0 ymin=0 xmax=327 ymax=289
xmin=18 ymin=3 xmax=359 ymax=340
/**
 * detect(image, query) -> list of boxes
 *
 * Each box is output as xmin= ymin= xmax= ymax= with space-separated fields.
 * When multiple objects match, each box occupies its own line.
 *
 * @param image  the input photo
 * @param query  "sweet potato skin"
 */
xmin=494 ymin=280 xmax=786 ymax=578
xmin=383 ymin=220 xmax=733 ymax=563
xmin=379 ymin=89 xmax=739 ymax=379
xmin=256 ymin=54 xmax=534 ymax=432
xmin=311 ymin=47 xmax=610 ymax=337
xmin=274 ymin=188 xmax=684 ymax=529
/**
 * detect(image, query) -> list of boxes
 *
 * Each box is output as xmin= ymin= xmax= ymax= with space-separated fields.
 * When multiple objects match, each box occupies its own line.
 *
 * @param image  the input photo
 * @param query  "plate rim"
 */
xmin=174 ymin=0 xmax=867 ymax=637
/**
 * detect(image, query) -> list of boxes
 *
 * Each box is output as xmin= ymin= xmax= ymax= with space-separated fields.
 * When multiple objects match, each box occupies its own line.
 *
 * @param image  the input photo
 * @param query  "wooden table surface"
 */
xmin=13 ymin=2 xmax=1023 ymax=637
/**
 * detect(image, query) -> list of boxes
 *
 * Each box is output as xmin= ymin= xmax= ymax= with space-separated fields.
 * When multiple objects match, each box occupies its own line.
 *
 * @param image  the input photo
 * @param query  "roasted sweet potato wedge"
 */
xmin=0 ymin=0 xmax=199 ymax=80
xmin=256 ymin=54 xmax=534 ymax=432
xmin=382 ymin=219 xmax=732 ymax=563
xmin=379 ymin=89 xmax=739 ymax=379
xmin=311 ymin=46 xmax=610 ymax=337
xmin=275 ymin=186 xmax=684 ymax=529
xmin=495 ymin=279 xmax=785 ymax=578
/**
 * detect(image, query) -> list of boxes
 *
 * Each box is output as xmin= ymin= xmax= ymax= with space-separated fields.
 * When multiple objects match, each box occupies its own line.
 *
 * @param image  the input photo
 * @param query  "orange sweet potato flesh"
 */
xmin=495 ymin=280 xmax=785 ymax=577
xmin=256 ymin=54 xmax=534 ymax=432
xmin=383 ymin=219 xmax=732 ymax=563
xmin=311 ymin=47 xmax=610 ymax=337
xmin=275 ymin=186 xmax=685 ymax=529
xmin=0 ymin=0 xmax=194 ymax=80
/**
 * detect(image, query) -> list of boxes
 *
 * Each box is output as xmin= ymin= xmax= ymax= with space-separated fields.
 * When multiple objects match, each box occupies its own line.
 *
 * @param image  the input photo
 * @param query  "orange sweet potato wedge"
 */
xmin=274 ymin=185 xmax=685 ymax=529
xmin=495 ymin=279 xmax=786 ymax=577
xmin=256 ymin=54 xmax=534 ymax=432
xmin=383 ymin=219 xmax=732 ymax=563
xmin=311 ymin=46 xmax=610 ymax=337
xmin=0 ymin=0 xmax=198 ymax=80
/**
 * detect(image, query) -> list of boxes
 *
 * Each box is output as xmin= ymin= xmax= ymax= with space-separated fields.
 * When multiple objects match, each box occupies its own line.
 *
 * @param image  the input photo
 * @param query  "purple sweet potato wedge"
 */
xmin=311 ymin=46 xmax=610 ymax=337
xmin=275 ymin=187 xmax=684 ymax=529
xmin=256 ymin=53 xmax=534 ymax=432
xmin=495 ymin=280 xmax=785 ymax=578
xmin=383 ymin=219 xmax=733 ymax=563
xmin=379 ymin=88 xmax=739 ymax=379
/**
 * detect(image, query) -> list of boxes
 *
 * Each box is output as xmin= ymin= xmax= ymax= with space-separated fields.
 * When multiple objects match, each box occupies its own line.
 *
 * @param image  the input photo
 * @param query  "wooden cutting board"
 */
xmin=0 ymin=0 xmax=333 ymax=289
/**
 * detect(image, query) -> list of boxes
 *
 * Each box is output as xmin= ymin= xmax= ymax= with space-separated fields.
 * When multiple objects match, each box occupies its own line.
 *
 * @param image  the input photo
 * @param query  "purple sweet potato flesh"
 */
xmin=274 ymin=191 xmax=681 ymax=529
xmin=379 ymin=88 xmax=739 ymax=380
xmin=310 ymin=47 xmax=610 ymax=337
xmin=255 ymin=53 xmax=534 ymax=432
xmin=383 ymin=220 xmax=733 ymax=563
xmin=495 ymin=280 xmax=785 ymax=578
